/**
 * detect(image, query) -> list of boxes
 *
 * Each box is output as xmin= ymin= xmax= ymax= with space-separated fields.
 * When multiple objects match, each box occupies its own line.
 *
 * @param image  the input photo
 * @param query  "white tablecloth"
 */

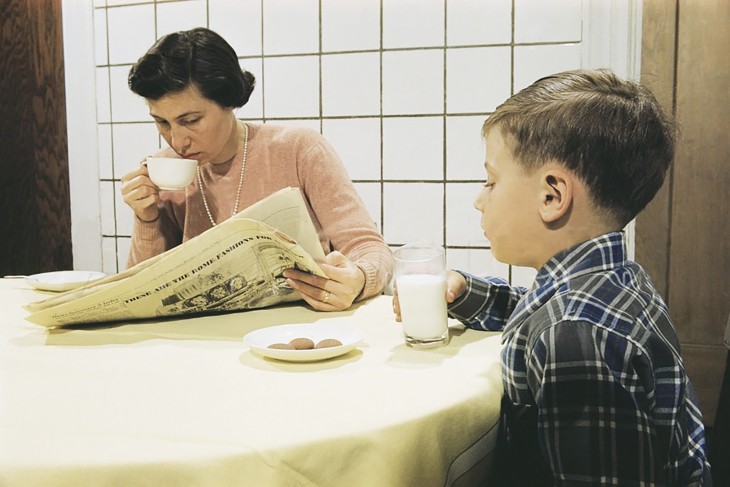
xmin=0 ymin=278 xmax=502 ymax=486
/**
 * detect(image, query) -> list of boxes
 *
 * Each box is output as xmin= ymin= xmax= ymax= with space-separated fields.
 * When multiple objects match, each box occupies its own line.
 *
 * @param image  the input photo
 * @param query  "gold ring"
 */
xmin=323 ymin=291 xmax=330 ymax=303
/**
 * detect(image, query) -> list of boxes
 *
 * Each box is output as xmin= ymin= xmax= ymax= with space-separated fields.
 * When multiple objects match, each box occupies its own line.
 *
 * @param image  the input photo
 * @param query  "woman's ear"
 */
xmin=538 ymin=167 xmax=573 ymax=223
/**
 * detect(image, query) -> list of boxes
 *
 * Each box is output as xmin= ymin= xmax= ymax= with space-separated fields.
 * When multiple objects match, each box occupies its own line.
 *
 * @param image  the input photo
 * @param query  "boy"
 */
xmin=396 ymin=69 xmax=711 ymax=485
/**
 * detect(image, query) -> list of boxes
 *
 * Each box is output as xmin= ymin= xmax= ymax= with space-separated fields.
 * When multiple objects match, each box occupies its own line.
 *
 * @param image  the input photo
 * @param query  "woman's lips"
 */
xmin=182 ymin=152 xmax=201 ymax=160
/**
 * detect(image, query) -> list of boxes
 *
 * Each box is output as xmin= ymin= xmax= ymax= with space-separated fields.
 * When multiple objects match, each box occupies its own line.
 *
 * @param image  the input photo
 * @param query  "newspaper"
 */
xmin=24 ymin=187 xmax=327 ymax=327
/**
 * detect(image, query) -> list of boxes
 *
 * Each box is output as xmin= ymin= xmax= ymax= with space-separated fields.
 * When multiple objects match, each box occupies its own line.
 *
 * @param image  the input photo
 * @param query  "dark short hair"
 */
xmin=128 ymin=27 xmax=255 ymax=108
xmin=483 ymin=69 xmax=677 ymax=226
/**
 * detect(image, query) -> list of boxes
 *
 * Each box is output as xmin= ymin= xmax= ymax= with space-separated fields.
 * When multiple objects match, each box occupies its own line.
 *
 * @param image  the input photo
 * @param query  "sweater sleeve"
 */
xmin=296 ymin=133 xmax=393 ymax=300
xmin=126 ymin=199 xmax=184 ymax=268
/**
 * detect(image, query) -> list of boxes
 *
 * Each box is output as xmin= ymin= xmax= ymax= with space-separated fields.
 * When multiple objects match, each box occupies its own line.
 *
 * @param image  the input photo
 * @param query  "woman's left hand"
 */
xmin=283 ymin=251 xmax=365 ymax=311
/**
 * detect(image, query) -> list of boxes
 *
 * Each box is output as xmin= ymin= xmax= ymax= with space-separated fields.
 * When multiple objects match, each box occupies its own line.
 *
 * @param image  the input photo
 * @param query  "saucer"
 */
xmin=25 ymin=271 xmax=106 ymax=292
xmin=243 ymin=322 xmax=363 ymax=362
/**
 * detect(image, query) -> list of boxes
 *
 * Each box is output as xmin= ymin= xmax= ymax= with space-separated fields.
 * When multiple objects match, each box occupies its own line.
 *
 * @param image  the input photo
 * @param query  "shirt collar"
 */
xmin=532 ymin=231 xmax=628 ymax=291
xmin=504 ymin=232 xmax=628 ymax=335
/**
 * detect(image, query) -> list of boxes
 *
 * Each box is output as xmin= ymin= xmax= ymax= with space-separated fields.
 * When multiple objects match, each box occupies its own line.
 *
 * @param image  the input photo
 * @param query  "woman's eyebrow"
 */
xmin=149 ymin=110 xmax=203 ymax=121
xmin=175 ymin=111 xmax=203 ymax=119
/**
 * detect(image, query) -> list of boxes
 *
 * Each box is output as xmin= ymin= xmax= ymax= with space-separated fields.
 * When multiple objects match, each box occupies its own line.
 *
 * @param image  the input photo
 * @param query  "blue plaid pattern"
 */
xmin=449 ymin=232 xmax=710 ymax=485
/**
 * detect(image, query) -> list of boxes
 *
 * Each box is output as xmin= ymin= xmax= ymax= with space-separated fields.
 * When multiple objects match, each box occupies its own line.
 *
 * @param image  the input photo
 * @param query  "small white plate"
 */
xmin=25 ymin=271 xmax=106 ymax=292
xmin=243 ymin=323 xmax=364 ymax=362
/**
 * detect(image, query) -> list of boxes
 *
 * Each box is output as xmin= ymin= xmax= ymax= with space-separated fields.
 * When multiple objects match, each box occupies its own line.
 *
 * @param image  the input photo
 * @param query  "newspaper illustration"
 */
xmin=24 ymin=187 xmax=327 ymax=327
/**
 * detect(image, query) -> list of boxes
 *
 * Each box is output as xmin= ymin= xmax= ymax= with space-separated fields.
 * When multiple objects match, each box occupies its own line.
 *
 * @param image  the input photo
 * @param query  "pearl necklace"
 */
xmin=196 ymin=122 xmax=248 ymax=227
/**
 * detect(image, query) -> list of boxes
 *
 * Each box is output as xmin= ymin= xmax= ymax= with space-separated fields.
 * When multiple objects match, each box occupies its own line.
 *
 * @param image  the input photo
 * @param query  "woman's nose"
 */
xmin=170 ymin=126 xmax=191 ymax=152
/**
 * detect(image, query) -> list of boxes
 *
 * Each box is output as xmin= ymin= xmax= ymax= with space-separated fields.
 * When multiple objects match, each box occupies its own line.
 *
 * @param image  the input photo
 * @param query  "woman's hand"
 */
xmin=283 ymin=251 xmax=366 ymax=311
xmin=392 ymin=269 xmax=467 ymax=321
xmin=121 ymin=162 xmax=160 ymax=222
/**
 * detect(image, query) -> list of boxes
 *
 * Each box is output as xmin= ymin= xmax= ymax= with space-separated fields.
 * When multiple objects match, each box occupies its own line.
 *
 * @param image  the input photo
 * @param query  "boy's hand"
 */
xmin=392 ymin=270 xmax=467 ymax=322
xmin=446 ymin=270 xmax=467 ymax=303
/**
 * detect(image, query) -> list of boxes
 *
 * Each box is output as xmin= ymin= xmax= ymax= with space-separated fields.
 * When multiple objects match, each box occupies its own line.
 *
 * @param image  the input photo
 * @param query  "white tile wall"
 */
xmin=209 ymin=0 xmax=262 ymax=57
xmin=112 ymin=122 xmax=160 ymax=177
xmin=99 ymin=181 xmax=116 ymax=236
xmin=95 ymin=67 xmax=110 ymax=123
xmin=383 ymin=182 xmax=443 ymax=244
xmin=321 ymin=52 xmax=380 ymax=116
xmin=116 ymin=237 xmax=131 ymax=273
xmin=106 ymin=4 xmax=155 ymax=65
xmin=382 ymin=50 xmax=444 ymax=115
xmin=238 ymin=59 xmax=264 ymax=119
xmin=263 ymin=0 xmax=319 ymax=55
xmin=263 ymin=55 xmax=320 ymax=118
xmin=446 ymin=183 xmax=488 ymax=247
xmin=514 ymin=43 xmax=583 ymax=93
xmin=114 ymin=181 xmax=134 ymax=236
xmin=101 ymin=237 xmax=117 ymax=275
xmin=97 ymin=124 xmax=113 ymax=180
xmin=447 ymin=248 xmax=509 ymax=281
xmin=352 ymin=182 xmax=382 ymax=230
xmin=445 ymin=116 xmax=486 ymax=180
xmin=109 ymin=65 xmax=148 ymax=122
xmin=81 ymin=0 xmax=623 ymax=288
xmin=514 ymin=0 xmax=583 ymax=43
xmin=272 ymin=119 xmax=322 ymax=132
xmin=322 ymin=118 xmax=381 ymax=181
xmin=93 ymin=8 xmax=108 ymax=66
xmin=106 ymin=0 xmax=144 ymax=6
xmin=446 ymin=0 xmax=512 ymax=46
xmin=446 ymin=46 xmax=511 ymax=114
xmin=383 ymin=0 xmax=444 ymax=49
xmin=383 ymin=117 xmax=443 ymax=181
xmin=322 ymin=0 xmax=380 ymax=52
xmin=156 ymin=0 xmax=207 ymax=36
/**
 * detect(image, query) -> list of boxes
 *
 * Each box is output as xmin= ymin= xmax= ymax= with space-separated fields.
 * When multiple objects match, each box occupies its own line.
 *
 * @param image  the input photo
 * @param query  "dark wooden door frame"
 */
xmin=0 ymin=0 xmax=72 ymax=275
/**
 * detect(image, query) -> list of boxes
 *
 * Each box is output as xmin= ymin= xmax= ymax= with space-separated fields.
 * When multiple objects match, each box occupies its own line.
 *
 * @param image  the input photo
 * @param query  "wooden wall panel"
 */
xmin=0 ymin=0 xmax=72 ymax=275
xmin=671 ymin=0 xmax=729 ymax=345
xmin=636 ymin=0 xmax=677 ymax=299
xmin=670 ymin=0 xmax=730 ymax=426
xmin=639 ymin=0 xmax=730 ymax=427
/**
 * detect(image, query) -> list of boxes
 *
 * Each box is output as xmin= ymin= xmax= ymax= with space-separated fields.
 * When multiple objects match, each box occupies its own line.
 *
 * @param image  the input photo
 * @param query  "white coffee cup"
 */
xmin=145 ymin=157 xmax=198 ymax=190
xmin=394 ymin=243 xmax=449 ymax=348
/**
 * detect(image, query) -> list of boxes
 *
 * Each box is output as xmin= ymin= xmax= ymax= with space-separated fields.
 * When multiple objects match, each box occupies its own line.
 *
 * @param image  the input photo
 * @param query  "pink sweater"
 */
xmin=128 ymin=123 xmax=393 ymax=300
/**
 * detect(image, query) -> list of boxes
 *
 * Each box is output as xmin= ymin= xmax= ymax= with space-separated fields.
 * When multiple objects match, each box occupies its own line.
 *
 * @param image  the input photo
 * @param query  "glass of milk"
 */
xmin=394 ymin=243 xmax=449 ymax=348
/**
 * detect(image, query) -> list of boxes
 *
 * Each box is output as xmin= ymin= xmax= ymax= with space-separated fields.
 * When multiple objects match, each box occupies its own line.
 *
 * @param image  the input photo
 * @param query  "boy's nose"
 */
xmin=473 ymin=194 xmax=483 ymax=212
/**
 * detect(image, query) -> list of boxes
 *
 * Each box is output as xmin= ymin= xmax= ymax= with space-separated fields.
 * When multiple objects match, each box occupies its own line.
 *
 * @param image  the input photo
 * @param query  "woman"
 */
xmin=121 ymin=27 xmax=393 ymax=312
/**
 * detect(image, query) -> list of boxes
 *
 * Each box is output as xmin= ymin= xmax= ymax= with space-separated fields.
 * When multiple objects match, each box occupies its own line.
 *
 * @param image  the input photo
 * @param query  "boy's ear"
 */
xmin=538 ymin=167 xmax=573 ymax=223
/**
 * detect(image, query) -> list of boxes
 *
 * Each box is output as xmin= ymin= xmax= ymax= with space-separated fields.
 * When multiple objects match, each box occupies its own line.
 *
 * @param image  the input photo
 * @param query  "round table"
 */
xmin=0 ymin=279 xmax=503 ymax=486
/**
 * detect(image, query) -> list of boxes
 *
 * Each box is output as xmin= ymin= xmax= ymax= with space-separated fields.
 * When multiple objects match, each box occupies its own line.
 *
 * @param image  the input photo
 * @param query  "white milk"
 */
xmin=397 ymin=273 xmax=448 ymax=338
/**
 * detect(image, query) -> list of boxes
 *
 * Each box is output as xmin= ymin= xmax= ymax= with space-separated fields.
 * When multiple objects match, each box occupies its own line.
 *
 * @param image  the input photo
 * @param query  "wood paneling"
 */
xmin=0 ymin=0 xmax=72 ymax=275
xmin=635 ymin=0 xmax=677 ymax=299
xmin=671 ymin=0 xmax=729 ymax=345
xmin=638 ymin=0 xmax=730 ymax=426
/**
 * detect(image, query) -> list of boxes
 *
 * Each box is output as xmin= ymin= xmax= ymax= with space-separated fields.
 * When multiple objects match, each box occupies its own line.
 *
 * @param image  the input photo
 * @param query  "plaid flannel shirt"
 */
xmin=449 ymin=232 xmax=710 ymax=486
